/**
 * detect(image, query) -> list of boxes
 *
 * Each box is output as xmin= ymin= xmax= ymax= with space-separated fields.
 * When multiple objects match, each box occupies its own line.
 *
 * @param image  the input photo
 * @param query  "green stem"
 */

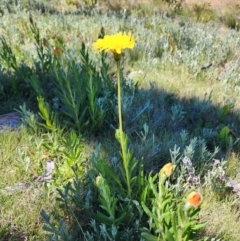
xmin=116 ymin=60 xmax=131 ymax=198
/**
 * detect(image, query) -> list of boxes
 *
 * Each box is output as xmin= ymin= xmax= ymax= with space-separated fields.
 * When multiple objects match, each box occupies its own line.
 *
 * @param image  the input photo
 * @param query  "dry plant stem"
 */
xmin=116 ymin=59 xmax=131 ymax=199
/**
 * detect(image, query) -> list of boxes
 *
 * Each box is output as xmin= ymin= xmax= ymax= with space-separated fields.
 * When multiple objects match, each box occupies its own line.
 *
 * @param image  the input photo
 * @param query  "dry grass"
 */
xmin=47 ymin=0 xmax=240 ymax=16
xmin=200 ymin=195 xmax=240 ymax=240
xmin=184 ymin=0 xmax=239 ymax=10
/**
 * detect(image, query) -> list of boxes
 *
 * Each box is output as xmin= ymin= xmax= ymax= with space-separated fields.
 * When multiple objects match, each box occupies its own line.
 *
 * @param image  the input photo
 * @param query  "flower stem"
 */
xmin=116 ymin=60 xmax=131 ymax=198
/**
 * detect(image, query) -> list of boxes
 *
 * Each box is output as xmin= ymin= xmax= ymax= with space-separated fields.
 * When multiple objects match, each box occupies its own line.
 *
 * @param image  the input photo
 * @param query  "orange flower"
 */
xmin=160 ymin=163 xmax=174 ymax=177
xmin=186 ymin=191 xmax=203 ymax=208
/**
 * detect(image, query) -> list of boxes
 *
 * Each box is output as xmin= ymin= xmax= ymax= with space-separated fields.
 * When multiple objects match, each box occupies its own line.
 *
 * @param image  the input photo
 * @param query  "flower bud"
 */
xmin=95 ymin=175 xmax=104 ymax=186
xmin=186 ymin=191 xmax=203 ymax=208
xmin=160 ymin=163 xmax=174 ymax=177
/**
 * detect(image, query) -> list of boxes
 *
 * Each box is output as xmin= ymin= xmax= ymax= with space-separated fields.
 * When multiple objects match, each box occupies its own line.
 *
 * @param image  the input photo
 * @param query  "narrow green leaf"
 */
xmin=141 ymin=232 xmax=159 ymax=241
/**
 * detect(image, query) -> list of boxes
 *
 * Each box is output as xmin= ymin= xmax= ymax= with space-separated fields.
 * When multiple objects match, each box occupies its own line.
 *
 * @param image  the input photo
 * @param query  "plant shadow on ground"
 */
xmin=106 ymin=87 xmax=240 ymax=170
xmin=1 ymin=65 xmax=240 ymax=240
xmin=1 ymin=3 xmax=240 ymax=239
xmin=1 ymin=61 xmax=240 ymax=164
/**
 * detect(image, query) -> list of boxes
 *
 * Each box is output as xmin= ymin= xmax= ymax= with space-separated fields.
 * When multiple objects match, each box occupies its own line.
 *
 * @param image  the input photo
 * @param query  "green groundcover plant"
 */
xmin=1 ymin=2 xmax=240 ymax=240
xmin=41 ymin=31 xmax=206 ymax=241
xmin=0 ymin=17 xmax=119 ymax=134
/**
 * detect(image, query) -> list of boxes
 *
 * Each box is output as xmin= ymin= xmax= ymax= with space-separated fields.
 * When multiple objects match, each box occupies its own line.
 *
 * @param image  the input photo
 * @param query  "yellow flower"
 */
xmin=160 ymin=163 xmax=174 ymax=177
xmin=186 ymin=191 xmax=203 ymax=208
xmin=92 ymin=32 xmax=135 ymax=55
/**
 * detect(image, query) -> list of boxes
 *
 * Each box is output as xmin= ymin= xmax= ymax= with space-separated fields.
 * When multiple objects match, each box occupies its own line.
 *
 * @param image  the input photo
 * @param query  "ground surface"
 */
xmin=184 ymin=0 xmax=239 ymax=10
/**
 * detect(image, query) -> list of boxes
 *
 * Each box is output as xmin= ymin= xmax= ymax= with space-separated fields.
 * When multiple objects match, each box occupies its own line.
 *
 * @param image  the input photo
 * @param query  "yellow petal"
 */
xmin=160 ymin=163 xmax=174 ymax=177
xmin=92 ymin=32 xmax=135 ymax=55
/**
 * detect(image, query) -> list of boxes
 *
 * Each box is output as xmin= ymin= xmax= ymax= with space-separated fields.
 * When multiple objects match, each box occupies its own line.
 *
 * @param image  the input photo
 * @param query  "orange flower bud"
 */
xmin=186 ymin=191 xmax=203 ymax=208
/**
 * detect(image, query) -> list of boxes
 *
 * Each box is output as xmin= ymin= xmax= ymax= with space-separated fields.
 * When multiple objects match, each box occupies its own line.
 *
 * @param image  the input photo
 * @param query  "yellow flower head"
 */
xmin=160 ymin=163 xmax=174 ymax=177
xmin=186 ymin=191 xmax=203 ymax=208
xmin=92 ymin=32 xmax=135 ymax=56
